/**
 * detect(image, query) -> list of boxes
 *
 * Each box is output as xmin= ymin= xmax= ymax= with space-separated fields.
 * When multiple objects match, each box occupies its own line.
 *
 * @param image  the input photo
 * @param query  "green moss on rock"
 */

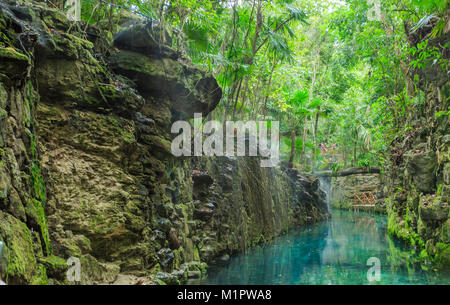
xmin=434 ymin=243 xmax=450 ymax=269
xmin=0 ymin=47 xmax=29 ymax=62
xmin=0 ymin=47 xmax=30 ymax=78
xmin=0 ymin=212 xmax=41 ymax=284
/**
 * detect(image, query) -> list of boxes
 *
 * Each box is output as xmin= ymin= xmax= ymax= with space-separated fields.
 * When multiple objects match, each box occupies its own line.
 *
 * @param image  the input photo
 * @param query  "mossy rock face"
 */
xmin=419 ymin=195 xmax=449 ymax=222
xmin=387 ymin=200 xmax=424 ymax=247
xmin=39 ymin=255 xmax=67 ymax=282
xmin=434 ymin=243 xmax=450 ymax=270
xmin=0 ymin=165 xmax=8 ymax=201
xmin=109 ymin=49 xmax=222 ymax=120
xmin=79 ymin=254 xmax=120 ymax=284
xmin=113 ymin=22 xmax=173 ymax=55
xmin=0 ymin=212 xmax=45 ymax=284
xmin=41 ymin=7 xmax=70 ymax=31
xmin=0 ymin=46 xmax=29 ymax=61
xmin=35 ymin=29 xmax=95 ymax=61
xmin=441 ymin=219 xmax=450 ymax=243
xmin=0 ymin=0 xmax=331 ymax=285
xmin=329 ymin=174 xmax=384 ymax=213
xmin=0 ymin=47 xmax=30 ymax=79
xmin=110 ymin=22 xmax=223 ymax=120
xmin=405 ymin=150 xmax=437 ymax=194
xmin=384 ymin=79 xmax=449 ymax=270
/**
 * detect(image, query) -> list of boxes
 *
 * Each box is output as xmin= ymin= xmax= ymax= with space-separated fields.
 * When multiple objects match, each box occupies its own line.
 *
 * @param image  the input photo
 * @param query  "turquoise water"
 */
xmin=194 ymin=210 xmax=450 ymax=285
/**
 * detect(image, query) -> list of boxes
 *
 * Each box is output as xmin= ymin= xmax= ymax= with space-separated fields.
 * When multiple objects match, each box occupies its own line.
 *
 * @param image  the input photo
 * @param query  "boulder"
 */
xmin=419 ymin=195 xmax=449 ymax=222
xmin=157 ymin=248 xmax=174 ymax=269
xmin=109 ymin=50 xmax=221 ymax=119
xmin=191 ymin=170 xmax=214 ymax=187
xmin=113 ymin=22 xmax=173 ymax=56
xmin=110 ymin=22 xmax=222 ymax=120
xmin=0 ymin=47 xmax=30 ymax=79
xmin=405 ymin=150 xmax=437 ymax=194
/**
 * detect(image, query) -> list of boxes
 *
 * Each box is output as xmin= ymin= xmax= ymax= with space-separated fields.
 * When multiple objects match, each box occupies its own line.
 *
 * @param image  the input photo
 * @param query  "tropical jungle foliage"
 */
xmin=44 ymin=0 xmax=449 ymax=171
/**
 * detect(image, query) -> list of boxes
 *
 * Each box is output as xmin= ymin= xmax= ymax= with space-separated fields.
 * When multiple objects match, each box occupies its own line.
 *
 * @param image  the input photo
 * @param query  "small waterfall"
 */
xmin=318 ymin=176 xmax=331 ymax=212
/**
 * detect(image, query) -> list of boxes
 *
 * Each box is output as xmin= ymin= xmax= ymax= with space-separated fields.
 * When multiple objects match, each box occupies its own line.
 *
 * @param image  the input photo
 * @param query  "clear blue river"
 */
xmin=193 ymin=210 xmax=450 ymax=285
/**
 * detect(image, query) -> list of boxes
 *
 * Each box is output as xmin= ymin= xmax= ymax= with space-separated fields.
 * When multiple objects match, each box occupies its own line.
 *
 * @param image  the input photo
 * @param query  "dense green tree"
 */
xmin=52 ymin=0 xmax=448 ymax=170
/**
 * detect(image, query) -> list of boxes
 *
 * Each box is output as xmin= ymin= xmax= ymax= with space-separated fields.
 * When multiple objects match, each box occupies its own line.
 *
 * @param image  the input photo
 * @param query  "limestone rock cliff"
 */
xmin=330 ymin=174 xmax=385 ymax=213
xmin=384 ymin=27 xmax=449 ymax=269
xmin=0 ymin=0 xmax=328 ymax=284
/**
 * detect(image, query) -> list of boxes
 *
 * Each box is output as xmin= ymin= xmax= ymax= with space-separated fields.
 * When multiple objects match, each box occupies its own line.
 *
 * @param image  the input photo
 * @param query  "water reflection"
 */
xmin=193 ymin=210 xmax=450 ymax=285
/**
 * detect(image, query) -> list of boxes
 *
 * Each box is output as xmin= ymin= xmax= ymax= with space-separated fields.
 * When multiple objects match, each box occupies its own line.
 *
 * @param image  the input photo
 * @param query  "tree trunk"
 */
xmin=238 ymin=77 xmax=250 ymax=119
xmin=315 ymin=167 xmax=381 ymax=177
xmin=301 ymin=49 xmax=319 ymax=166
xmin=232 ymin=78 xmax=243 ymax=120
xmin=263 ymin=58 xmax=277 ymax=119
xmin=312 ymin=107 xmax=320 ymax=166
xmin=288 ymin=129 xmax=296 ymax=168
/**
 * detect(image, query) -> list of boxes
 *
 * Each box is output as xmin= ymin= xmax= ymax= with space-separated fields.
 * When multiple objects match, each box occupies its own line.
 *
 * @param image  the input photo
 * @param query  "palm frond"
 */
xmin=285 ymin=4 xmax=308 ymax=25
xmin=184 ymin=21 xmax=210 ymax=52
xmin=410 ymin=14 xmax=437 ymax=34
